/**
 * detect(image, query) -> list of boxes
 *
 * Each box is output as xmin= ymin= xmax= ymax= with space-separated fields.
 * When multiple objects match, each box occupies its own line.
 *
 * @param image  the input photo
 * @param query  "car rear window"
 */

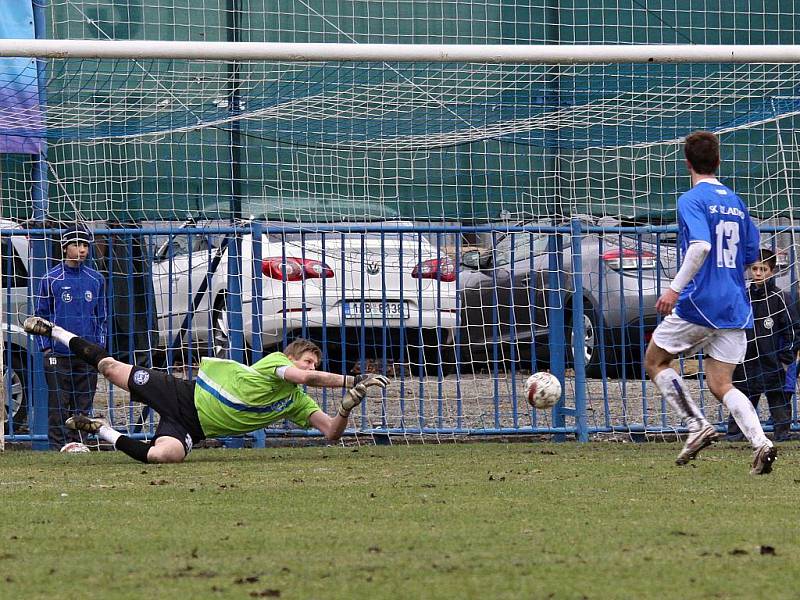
xmin=274 ymin=231 xmax=424 ymax=244
xmin=0 ymin=239 xmax=28 ymax=288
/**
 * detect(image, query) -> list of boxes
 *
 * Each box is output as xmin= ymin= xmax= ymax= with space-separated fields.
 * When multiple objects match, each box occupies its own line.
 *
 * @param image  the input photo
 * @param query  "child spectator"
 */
xmin=35 ymin=225 xmax=107 ymax=450
xmin=726 ymin=248 xmax=800 ymax=442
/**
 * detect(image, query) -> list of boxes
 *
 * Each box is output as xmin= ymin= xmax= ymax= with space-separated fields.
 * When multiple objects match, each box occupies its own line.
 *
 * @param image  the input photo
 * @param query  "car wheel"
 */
xmin=212 ymin=298 xmax=231 ymax=359
xmin=3 ymin=350 xmax=29 ymax=434
xmin=567 ymin=301 xmax=607 ymax=378
xmin=212 ymin=298 xmax=253 ymax=362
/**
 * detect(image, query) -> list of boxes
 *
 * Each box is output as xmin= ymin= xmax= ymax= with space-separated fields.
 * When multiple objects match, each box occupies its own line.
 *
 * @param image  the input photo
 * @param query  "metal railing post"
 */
xmin=547 ymin=230 xmax=566 ymax=440
xmin=569 ymin=219 xmax=588 ymax=442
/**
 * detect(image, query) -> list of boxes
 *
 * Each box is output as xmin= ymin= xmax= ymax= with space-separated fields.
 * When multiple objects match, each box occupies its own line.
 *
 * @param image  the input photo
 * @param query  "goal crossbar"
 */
xmin=3 ymin=40 xmax=800 ymax=63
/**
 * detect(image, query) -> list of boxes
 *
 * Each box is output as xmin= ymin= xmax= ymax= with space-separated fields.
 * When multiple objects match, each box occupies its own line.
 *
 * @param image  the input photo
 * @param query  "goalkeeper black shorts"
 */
xmin=127 ymin=367 xmax=206 ymax=453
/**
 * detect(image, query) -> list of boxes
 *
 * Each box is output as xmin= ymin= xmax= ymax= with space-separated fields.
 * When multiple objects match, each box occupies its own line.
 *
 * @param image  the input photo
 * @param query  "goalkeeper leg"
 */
xmin=24 ymin=316 xmax=133 ymax=391
xmin=67 ymin=414 xmax=188 ymax=464
xmin=66 ymin=414 xmax=152 ymax=463
xmin=27 ymin=317 xmax=190 ymax=464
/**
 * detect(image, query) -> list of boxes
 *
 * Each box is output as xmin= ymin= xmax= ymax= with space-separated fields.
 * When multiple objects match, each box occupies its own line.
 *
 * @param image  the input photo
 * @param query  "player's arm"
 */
xmin=308 ymin=410 xmax=348 ymax=441
xmin=655 ymin=240 xmax=711 ymax=315
xmin=281 ymin=366 xmax=347 ymax=388
xmin=281 ymin=367 xmax=390 ymax=393
xmin=300 ymin=373 xmax=391 ymax=441
xmin=743 ymin=212 xmax=761 ymax=268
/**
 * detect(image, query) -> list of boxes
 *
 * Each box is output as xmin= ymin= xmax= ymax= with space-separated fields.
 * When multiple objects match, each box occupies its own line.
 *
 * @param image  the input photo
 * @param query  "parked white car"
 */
xmin=150 ymin=220 xmax=459 ymax=374
xmin=3 ymin=216 xmax=460 ymax=433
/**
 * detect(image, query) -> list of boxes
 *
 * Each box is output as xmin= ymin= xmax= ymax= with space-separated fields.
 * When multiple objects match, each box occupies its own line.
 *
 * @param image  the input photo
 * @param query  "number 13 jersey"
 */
xmin=676 ymin=180 xmax=760 ymax=329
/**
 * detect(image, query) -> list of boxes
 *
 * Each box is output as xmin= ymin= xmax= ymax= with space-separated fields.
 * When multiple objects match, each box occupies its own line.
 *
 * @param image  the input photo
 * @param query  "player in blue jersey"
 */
xmin=644 ymin=130 xmax=777 ymax=475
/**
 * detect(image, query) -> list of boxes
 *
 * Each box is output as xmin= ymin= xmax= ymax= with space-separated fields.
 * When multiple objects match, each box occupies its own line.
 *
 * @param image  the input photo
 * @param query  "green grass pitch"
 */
xmin=2 ymin=441 xmax=799 ymax=599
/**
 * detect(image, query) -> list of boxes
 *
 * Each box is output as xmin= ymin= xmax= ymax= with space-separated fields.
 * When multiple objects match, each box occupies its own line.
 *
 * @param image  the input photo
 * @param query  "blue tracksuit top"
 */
xmin=35 ymin=263 xmax=107 ymax=355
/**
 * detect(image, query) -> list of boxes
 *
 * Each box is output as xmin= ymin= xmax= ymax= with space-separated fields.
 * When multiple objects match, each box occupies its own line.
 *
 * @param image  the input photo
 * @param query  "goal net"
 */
xmin=2 ymin=0 xmax=800 ymax=446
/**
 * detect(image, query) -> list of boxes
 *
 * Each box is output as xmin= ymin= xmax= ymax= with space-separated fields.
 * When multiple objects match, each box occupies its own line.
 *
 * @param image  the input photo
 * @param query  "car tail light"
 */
xmin=262 ymin=257 xmax=333 ymax=281
xmin=412 ymin=257 xmax=456 ymax=282
xmin=601 ymin=248 xmax=657 ymax=271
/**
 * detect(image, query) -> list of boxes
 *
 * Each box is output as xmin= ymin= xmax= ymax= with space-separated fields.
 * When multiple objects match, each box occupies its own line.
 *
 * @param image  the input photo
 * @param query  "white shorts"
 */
xmin=651 ymin=313 xmax=747 ymax=364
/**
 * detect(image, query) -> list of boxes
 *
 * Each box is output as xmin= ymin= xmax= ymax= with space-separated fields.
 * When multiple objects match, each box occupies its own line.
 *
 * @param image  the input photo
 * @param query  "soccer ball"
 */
xmin=524 ymin=372 xmax=562 ymax=409
xmin=60 ymin=442 xmax=91 ymax=453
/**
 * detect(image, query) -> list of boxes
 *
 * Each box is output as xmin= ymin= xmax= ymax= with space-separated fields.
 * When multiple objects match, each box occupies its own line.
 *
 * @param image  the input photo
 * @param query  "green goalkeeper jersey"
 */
xmin=194 ymin=352 xmax=321 ymax=438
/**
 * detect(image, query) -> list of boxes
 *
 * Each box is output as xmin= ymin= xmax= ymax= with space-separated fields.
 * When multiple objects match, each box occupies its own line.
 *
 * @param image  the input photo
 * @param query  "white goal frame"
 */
xmin=2 ymin=41 xmax=800 ymax=63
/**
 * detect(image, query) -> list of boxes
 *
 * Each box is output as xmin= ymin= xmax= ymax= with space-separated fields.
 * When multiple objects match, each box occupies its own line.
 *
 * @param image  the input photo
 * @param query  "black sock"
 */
xmin=68 ymin=337 xmax=111 ymax=369
xmin=115 ymin=435 xmax=151 ymax=463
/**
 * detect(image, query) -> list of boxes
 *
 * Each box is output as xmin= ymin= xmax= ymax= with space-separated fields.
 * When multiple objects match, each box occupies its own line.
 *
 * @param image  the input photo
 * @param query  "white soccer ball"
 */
xmin=60 ymin=442 xmax=91 ymax=454
xmin=524 ymin=371 xmax=562 ymax=409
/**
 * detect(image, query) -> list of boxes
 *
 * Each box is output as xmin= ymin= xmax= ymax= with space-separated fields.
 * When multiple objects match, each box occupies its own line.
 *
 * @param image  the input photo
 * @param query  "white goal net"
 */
xmin=2 ymin=0 xmax=800 ymax=446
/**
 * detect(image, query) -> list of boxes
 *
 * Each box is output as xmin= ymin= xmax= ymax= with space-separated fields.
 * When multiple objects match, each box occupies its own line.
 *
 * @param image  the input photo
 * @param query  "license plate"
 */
xmin=344 ymin=301 xmax=409 ymax=319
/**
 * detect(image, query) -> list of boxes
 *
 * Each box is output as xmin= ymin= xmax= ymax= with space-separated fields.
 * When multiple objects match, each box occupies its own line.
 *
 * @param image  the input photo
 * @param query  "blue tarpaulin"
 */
xmin=0 ymin=0 xmax=43 ymax=154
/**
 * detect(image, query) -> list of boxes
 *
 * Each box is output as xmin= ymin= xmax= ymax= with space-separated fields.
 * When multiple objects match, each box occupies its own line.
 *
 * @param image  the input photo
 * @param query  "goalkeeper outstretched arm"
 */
xmin=282 ymin=367 xmax=385 ymax=391
xmin=306 ymin=373 xmax=391 ymax=441
xmin=282 ymin=367 xmax=349 ymax=388
xmin=265 ymin=341 xmax=391 ymax=441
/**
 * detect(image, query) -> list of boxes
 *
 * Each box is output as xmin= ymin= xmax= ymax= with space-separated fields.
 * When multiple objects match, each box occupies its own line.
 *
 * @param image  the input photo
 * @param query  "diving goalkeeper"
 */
xmin=24 ymin=316 xmax=389 ymax=463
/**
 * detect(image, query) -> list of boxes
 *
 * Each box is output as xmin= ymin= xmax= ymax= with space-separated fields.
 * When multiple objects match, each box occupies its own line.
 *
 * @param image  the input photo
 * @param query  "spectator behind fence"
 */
xmin=34 ymin=225 xmax=107 ymax=451
xmin=726 ymin=248 xmax=800 ymax=442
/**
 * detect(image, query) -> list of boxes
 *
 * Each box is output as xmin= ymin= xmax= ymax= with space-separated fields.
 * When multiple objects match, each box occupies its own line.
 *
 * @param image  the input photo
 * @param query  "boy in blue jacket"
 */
xmin=726 ymin=249 xmax=800 ymax=442
xmin=35 ymin=225 xmax=107 ymax=450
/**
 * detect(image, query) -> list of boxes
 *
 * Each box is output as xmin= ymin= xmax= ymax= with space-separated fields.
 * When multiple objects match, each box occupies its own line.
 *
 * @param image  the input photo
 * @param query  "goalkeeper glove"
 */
xmin=339 ymin=374 xmax=390 ymax=418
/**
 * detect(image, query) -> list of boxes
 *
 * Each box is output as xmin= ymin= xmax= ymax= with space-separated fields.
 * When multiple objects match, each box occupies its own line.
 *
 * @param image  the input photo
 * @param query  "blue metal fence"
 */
xmin=3 ymin=220 xmax=798 ymax=447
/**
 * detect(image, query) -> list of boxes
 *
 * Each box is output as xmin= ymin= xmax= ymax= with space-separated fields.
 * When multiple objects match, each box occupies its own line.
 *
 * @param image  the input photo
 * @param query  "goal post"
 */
xmin=4 ymin=40 xmax=800 ymax=63
xmin=2 ymin=37 xmax=800 ymax=443
xmin=0 ymin=239 xmax=4 ymax=452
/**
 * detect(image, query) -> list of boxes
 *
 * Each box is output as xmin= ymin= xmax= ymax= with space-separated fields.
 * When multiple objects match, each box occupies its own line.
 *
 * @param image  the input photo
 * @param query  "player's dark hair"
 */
xmin=284 ymin=338 xmax=322 ymax=364
xmin=684 ymin=130 xmax=720 ymax=175
xmin=758 ymin=248 xmax=777 ymax=271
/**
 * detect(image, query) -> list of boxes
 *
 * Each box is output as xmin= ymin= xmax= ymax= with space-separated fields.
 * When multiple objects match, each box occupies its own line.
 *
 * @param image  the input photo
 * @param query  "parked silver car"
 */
xmin=457 ymin=218 xmax=678 ymax=376
xmin=1 ymin=218 xmax=35 ymax=432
